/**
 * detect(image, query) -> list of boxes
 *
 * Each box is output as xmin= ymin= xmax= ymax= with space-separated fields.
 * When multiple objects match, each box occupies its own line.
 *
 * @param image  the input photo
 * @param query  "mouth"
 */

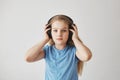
xmin=56 ymin=38 xmax=63 ymax=40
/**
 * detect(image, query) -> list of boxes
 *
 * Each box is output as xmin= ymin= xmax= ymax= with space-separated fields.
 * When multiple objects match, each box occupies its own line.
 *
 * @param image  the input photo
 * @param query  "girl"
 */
xmin=25 ymin=14 xmax=92 ymax=80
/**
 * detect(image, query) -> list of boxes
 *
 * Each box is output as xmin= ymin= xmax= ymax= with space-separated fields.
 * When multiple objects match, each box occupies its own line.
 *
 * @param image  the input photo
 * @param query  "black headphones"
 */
xmin=46 ymin=25 xmax=52 ymax=38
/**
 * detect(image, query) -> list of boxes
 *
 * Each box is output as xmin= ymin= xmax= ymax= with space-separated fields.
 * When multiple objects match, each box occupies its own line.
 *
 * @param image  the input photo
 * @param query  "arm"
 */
xmin=25 ymin=25 xmax=50 ymax=62
xmin=25 ymin=39 xmax=49 ymax=62
xmin=70 ymin=25 xmax=92 ymax=62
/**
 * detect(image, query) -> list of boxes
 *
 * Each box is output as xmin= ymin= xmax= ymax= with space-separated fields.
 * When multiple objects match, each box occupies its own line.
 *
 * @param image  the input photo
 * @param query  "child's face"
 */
xmin=51 ymin=20 xmax=69 ymax=45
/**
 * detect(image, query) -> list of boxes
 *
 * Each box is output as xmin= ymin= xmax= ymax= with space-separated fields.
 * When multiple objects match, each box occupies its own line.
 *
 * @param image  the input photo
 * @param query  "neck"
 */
xmin=54 ymin=44 xmax=67 ymax=50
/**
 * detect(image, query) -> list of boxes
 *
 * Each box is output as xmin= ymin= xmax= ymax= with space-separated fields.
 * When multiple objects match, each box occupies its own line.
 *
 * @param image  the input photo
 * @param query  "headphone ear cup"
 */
xmin=47 ymin=25 xmax=52 ymax=38
xmin=69 ymin=30 xmax=73 ymax=40
xmin=68 ymin=24 xmax=74 ymax=40
xmin=47 ymin=30 xmax=52 ymax=38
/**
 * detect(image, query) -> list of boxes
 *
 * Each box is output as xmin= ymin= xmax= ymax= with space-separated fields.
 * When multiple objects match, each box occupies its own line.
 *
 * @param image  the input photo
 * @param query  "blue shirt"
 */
xmin=43 ymin=45 xmax=79 ymax=80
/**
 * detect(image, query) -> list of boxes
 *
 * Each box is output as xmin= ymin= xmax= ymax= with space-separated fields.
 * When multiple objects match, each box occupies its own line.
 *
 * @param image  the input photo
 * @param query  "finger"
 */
xmin=70 ymin=29 xmax=75 ymax=33
xmin=44 ymin=24 xmax=51 ymax=30
xmin=72 ymin=26 xmax=78 ymax=34
xmin=72 ymin=24 xmax=78 ymax=31
xmin=45 ymin=27 xmax=51 ymax=32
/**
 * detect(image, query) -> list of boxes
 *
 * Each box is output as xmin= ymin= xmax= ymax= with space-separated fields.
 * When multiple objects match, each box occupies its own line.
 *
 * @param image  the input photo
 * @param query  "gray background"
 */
xmin=0 ymin=0 xmax=120 ymax=80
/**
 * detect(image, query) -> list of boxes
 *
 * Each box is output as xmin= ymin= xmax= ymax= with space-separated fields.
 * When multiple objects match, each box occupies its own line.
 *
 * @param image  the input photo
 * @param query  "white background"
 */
xmin=0 ymin=0 xmax=120 ymax=80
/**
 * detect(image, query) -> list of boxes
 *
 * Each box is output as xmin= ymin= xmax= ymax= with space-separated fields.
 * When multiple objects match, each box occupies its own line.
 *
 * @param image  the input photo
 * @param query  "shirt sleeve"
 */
xmin=43 ymin=45 xmax=49 ymax=59
xmin=71 ymin=46 xmax=79 ymax=63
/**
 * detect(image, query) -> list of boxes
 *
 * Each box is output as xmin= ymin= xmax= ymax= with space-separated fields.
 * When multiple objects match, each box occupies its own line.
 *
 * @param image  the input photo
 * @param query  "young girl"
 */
xmin=25 ymin=14 xmax=92 ymax=80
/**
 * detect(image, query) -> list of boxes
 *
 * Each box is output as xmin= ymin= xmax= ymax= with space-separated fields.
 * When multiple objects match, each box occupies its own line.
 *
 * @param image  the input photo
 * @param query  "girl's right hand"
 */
xmin=43 ymin=24 xmax=51 ymax=41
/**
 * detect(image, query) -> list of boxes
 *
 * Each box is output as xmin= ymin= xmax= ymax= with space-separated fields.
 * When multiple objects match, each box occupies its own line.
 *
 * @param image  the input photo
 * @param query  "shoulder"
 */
xmin=43 ymin=44 xmax=53 ymax=54
xmin=66 ymin=45 xmax=76 ymax=55
xmin=67 ymin=45 xmax=79 ymax=62
xmin=67 ymin=45 xmax=76 ymax=51
xmin=43 ymin=44 xmax=53 ymax=50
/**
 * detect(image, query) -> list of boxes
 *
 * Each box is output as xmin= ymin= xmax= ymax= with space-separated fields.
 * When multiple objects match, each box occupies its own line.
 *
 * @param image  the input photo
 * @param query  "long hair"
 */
xmin=47 ymin=14 xmax=84 ymax=76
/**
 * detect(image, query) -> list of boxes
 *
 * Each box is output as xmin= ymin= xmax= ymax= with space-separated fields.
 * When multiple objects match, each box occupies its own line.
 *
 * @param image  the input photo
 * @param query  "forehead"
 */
xmin=51 ymin=20 xmax=68 ymax=29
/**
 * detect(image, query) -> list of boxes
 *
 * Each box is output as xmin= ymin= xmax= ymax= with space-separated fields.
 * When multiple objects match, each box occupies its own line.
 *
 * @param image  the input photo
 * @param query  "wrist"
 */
xmin=73 ymin=37 xmax=83 ymax=44
xmin=42 ymin=38 xmax=50 ymax=43
xmin=72 ymin=37 xmax=79 ymax=41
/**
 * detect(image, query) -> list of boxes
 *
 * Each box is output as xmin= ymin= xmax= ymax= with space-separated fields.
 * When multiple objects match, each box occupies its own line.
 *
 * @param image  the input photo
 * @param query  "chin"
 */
xmin=55 ymin=41 xmax=65 ymax=45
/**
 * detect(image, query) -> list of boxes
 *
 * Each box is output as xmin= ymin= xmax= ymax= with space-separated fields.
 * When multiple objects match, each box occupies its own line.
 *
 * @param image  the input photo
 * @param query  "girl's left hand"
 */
xmin=70 ymin=24 xmax=79 ymax=40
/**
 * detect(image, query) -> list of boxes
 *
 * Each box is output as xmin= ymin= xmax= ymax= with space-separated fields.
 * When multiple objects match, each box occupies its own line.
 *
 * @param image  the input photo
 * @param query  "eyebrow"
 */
xmin=52 ymin=27 xmax=68 ymax=29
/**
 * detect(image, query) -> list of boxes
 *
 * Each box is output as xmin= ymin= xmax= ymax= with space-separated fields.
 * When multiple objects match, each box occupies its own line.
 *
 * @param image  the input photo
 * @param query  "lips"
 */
xmin=56 ymin=38 xmax=63 ymax=40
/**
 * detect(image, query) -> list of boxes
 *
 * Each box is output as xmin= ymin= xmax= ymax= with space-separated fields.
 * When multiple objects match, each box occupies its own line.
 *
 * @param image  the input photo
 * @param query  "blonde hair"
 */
xmin=47 ymin=14 xmax=84 ymax=76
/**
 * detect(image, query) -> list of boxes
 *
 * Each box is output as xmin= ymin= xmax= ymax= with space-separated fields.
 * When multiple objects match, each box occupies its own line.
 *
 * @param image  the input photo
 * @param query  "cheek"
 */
xmin=65 ymin=33 xmax=69 ymax=36
xmin=51 ymin=31 xmax=56 ymax=38
xmin=63 ymin=32 xmax=69 ymax=38
xmin=51 ymin=32 xmax=54 ymax=37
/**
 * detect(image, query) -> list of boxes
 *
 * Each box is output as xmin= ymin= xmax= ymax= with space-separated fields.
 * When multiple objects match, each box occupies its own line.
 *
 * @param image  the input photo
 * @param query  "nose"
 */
xmin=57 ymin=30 xmax=62 ymax=37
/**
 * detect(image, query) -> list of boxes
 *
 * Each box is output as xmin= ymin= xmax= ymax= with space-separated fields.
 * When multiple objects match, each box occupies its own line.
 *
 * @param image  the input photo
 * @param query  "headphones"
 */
xmin=46 ymin=15 xmax=75 ymax=43
xmin=46 ymin=25 xmax=52 ymax=38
